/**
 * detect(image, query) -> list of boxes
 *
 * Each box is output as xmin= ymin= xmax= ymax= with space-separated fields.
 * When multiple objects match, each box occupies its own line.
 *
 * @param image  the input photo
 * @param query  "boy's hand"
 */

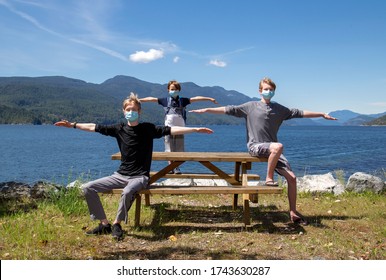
xmin=196 ymin=128 xmax=213 ymax=134
xmin=54 ymin=120 xmax=72 ymax=128
xmin=323 ymin=114 xmax=337 ymax=120
xmin=189 ymin=109 xmax=206 ymax=114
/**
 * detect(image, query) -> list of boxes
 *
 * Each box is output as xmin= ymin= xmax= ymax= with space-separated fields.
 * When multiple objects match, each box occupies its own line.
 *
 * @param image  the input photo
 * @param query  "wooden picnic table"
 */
xmin=111 ymin=151 xmax=281 ymax=227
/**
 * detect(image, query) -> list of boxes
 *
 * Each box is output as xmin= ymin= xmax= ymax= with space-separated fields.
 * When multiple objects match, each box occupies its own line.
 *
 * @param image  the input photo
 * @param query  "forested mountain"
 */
xmin=365 ymin=114 xmax=386 ymax=125
xmin=0 ymin=75 xmax=384 ymax=125
xmin=0 ymin=76 xmax=252 ymax=125
xmin=0 ymin=77 xmax=118 ymax=124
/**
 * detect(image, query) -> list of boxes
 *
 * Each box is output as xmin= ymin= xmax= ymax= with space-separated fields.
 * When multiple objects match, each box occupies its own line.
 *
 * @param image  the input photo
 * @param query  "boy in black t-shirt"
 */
xmin=55 ymin=93 xmax=213 ymax=239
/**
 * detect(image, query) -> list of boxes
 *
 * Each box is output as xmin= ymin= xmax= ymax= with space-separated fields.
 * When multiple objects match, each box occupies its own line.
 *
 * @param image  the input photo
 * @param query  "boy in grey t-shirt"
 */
xmin=190 ymin=77 xmax=337 ymax=225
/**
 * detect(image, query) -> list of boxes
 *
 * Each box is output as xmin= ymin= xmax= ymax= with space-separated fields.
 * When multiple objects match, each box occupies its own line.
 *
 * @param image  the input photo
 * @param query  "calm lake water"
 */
xmin=1 ymin=124 xmax=385 ymax=185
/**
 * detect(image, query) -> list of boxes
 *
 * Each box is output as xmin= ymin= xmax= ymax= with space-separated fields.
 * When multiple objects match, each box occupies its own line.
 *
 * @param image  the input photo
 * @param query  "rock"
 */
xmin=160 ymin=178 xmax=194 ymax=186
xmin=0 ymin=181 xmax=63 ymax=201
xmin=30 ymin=181 xmax=62 ymax=199
xmin=66 ymin=180 xmax=84 ymax=188
xmin=0 ymin=181 xmax=30 ymax=200
xmin=194 ymin=179 xmax=217 ymax=186
xmin=213 ymin=179 xmax=231 ymax=186
xmin=158 ymin=178 xmax=231 ymax=186
xmin=346 ymin=172 xmax=385 ymax=194
xmin=296 ymin=173 xmax=345 ymax=195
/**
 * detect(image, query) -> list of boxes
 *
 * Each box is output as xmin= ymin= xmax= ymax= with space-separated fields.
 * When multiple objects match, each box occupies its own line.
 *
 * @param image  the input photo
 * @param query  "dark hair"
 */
xmin=167 ymin=80 xmax=181 ymax=91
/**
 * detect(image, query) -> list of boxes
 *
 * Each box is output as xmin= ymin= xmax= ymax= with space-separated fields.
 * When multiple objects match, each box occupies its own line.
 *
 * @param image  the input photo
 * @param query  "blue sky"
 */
xmin=1 ymin=0 xmax=386 ymax=114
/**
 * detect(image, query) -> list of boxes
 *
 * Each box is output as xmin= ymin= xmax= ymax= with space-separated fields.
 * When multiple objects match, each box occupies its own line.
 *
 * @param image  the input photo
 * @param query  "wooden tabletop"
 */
xmin=111 ymin=151 xmax=268 ymax=162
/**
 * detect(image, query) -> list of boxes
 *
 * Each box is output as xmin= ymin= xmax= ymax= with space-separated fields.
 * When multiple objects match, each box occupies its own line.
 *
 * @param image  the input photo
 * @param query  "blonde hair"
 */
xmin=259 ymin=77 xmax=276 ymax=91
xmin=167 ymin=80 xmax=181 ymax=91
xmin=122 ymin=92 xmax=141 ymax=111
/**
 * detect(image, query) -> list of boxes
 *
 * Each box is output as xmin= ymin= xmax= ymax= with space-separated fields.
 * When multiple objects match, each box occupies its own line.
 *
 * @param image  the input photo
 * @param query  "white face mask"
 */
xmin=261 ymin=89 xmax=275 ymax=100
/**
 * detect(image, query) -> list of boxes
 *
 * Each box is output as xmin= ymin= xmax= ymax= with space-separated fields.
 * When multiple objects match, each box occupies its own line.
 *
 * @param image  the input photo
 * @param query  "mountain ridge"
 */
xmin=0 ymin=75 xmax=385 ymax=125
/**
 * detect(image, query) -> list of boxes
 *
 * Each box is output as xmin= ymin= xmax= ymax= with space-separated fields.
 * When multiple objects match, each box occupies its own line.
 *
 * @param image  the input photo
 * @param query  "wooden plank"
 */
xmin=149 ymin=172 xmax=260 ymax=180
xmin=199 ymin=161 xmax=240 ymax=185
xmin=108 ymin=186 xmax=282 ymax=195
xmin=112 ymin=151 xmax=268 ymax=163
xmin=142 ymin=187 xmax=282 ymax=195
xmin=111 ymin=152 xmax=121 ymax=160
xmin=148 ymin=161 xmax=183 ymax=184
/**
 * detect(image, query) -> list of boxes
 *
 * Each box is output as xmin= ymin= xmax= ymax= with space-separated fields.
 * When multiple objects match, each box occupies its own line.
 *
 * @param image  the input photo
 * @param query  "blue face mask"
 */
xmin=125 ymin=111 xmax=139 ymax=122
xmin=169 ymin=90 xmax=179 ymax=98
xmin=261 ymin=90 xmax=275 ymax=100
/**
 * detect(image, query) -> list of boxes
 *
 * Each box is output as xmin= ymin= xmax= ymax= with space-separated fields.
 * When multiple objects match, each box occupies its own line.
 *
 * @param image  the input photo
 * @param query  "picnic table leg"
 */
xmin=145 ymin=194 xmax=150 ymax=206
xmin=241 ymin=162 xmax=252 ymax=226
xmin=243 ymin=197 xmax=251 ymax=226
xmin=243 ymin=162 xmax=259 ymax=203
xmin=134 ymin=194 xmax=142 ymax=227
xmin=233 ymin=162 xmax=241 ymax=210
xmin=233 ymin=195 xmax=238 ymax=210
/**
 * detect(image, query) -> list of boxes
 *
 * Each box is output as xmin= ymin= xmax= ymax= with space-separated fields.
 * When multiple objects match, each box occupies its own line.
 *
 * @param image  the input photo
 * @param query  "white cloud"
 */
xmin=129 ymin=49 xmax=164 ymax=63
xmin=173 ymin=56 xmax=180 ymax=63
xmin=209 ymin=59 xmax=227 ymax=67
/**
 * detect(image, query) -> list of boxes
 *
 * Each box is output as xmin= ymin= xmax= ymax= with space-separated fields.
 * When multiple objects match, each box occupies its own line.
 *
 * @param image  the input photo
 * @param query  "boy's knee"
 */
xmin=82 ymin=185 xmax=90 ymax=195
xmin=121 ymin=188 xmax=137 ymax=198
xmin=270 ymin=143 xmax=283 ymax=154
xmin=286 ymin=174 xmax=297 ymax=185
xmin=81 ymin=183 xmax=95 ymax=196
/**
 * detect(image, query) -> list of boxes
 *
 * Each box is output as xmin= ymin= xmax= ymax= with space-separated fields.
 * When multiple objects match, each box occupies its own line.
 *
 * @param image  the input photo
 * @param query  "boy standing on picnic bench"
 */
xmin=190 ymin=77 xmax=337 ymax=225
xmin=54 ymin=93 xmax=213 ymax=240
xmin=140 ymin=80 xmax=218 ymax=174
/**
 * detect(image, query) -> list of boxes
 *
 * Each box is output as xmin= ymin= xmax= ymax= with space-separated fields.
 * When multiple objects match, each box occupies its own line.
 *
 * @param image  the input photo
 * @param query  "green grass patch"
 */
xmin=0 ymin=186 xmax=385 ymax=260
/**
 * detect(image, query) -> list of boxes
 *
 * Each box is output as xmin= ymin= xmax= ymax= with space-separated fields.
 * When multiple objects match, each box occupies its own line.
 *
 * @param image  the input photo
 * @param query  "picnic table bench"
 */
xmin=110 ymin=152 xmax=282 ymax=227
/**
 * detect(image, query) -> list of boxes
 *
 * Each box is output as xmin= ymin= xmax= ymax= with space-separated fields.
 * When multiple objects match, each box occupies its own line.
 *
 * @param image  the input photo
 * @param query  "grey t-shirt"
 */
xmin=225 ymin=101 xmax=303 ymax=149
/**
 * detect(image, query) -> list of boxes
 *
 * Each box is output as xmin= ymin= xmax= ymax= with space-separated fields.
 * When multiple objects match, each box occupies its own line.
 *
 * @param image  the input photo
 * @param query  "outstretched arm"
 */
xmin=139 ymin=97 xmax=158 ymax=103
xmin=190 ymin=96 xmax=218 ymax=104
xmin=170 ymin=126 xmax=213 ymax=135
xmin=303 ymin=111 xmax=337 ymax=120
xmin=54 ymin=120 xmax=96 ymax=132
xmin=189 ymin=106 xmax=226 ymax=114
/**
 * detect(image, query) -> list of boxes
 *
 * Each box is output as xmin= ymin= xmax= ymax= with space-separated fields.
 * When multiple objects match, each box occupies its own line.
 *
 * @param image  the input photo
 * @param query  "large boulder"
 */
xmin=296 ymin=173 xmax=345 ymax=195
xmin=346 ymin=172 xmax=385 ymax=194
xmin=30 ymin=181 xmax=61 ymax=199
xmin=0 ymin=181 xmax=62 ymax=201
xmin=0 ymin=181 xmax=30 ymax=200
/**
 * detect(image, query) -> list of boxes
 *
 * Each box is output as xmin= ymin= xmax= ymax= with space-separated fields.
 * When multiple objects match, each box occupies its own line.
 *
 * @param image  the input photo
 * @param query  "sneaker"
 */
xmin=173 ymin=167 xmax=181 ymax=174
xmin=86 ymin=223 xmax=111 ymax=235
xmin=112 ymin=223 xmax=123 ymax=240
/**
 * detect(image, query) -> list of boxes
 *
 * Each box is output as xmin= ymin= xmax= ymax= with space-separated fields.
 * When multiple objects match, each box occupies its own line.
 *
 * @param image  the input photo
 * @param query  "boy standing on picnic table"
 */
xmin=55 ymin=93 xmax=213 ymax=240
xmin=140 ymin=80 xmax=218 ymax=174
xmin=190 ymin=77 xmax=337 ymax=224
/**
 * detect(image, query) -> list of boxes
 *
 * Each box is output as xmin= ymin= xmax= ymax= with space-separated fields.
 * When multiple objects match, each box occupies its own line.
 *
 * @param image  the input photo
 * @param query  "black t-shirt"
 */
xmin=95 ymin=122 xmax=171 ymax=177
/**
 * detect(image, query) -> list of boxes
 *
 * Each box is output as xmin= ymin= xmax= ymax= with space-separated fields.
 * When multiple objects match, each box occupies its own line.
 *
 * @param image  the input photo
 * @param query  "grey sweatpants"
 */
xmin=82 ymin=172 xmax=149 ymax=224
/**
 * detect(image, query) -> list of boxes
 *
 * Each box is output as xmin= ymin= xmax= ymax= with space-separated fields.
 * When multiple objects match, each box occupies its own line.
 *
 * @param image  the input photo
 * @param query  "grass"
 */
xmin=0 ymin=185 xmax=385 ymax=260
